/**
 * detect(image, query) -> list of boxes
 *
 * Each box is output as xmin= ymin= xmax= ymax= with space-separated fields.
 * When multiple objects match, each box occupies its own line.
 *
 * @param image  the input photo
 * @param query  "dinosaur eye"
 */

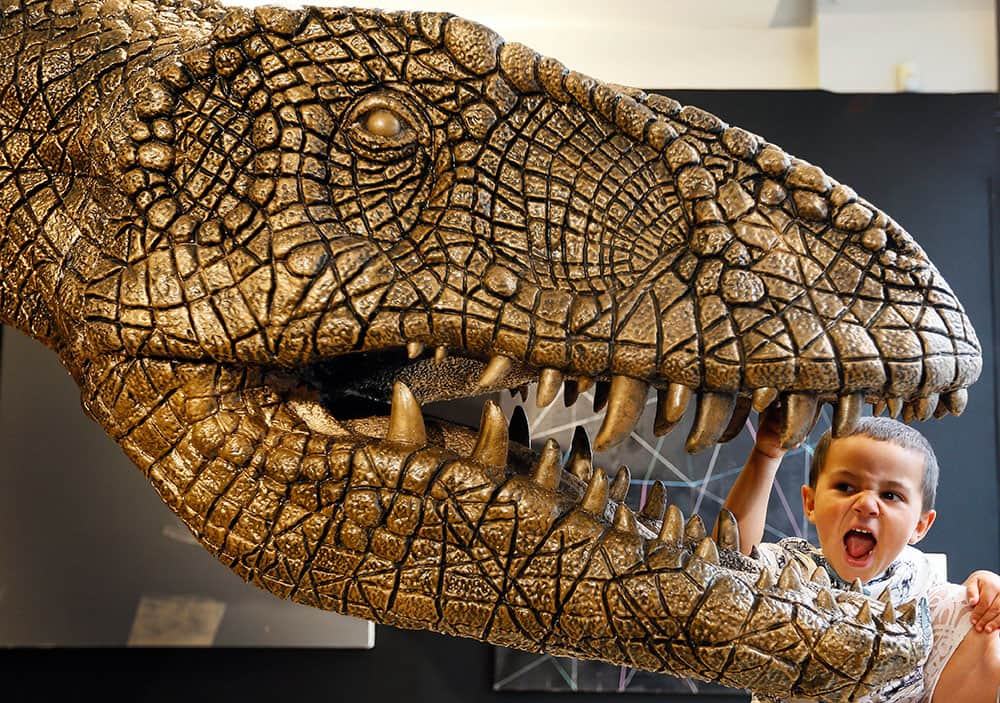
xmin=363 ymin=109 xmax=403 ymax=138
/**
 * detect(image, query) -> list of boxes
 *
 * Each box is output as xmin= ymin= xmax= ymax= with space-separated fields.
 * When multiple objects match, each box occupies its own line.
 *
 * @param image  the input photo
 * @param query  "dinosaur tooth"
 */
xmin=756 ymin=568 xmax=774 ymax=589
xmin=713 ymin=509 xmax=740 ymax=551
xmin=809 ymin=566 xmax=831 ymax=588
xmin=508 ymin=405 xmax=530 ymax=446
xmin=685 ymin=392 xmax=736 ymax=453
xmin=943 ymin=388 xmax=968 ymax=416
xmin=872 ymin=398 xmax=887 ymax=416
xmin=477 ymin=355 xmax=512 ymax=388
xmin=878 ymin=589 xmax=897 ymax=624
xmin=536 ymin=367 xmax=563 ymax=407
xmin=778 ymin=563 xmax=803 ymax=591
xmin=934 ymin=397 xmax=950 ymax=419
xmin=684 ymin=514 xmax=707 ymax=542
xmin=718 ymin=395 xmax=752 ymax=443
xmin=695 ymin=536 xmax=720 ymax=565
xmin=898 ymin=599 xmax=918 ymax=625
xmin=816 ymin=588 xmax=837 ymax=611
xmin=567 ymin=425 xmax=593 ymax=480
xmin=386 ymin=382 xmax=426 ymax=446
xmin=658 ymin=504 xmax=684 ymax=545
xmin=530 ymin=438 xmax=563 ymax=490
xmin=653 ymin=383 xmax=691 ymax=436
xmin=593 ymin=376 xmax=649 ymax=451
xmin=434 ymin=345 xmax=448 ymax=363
xmin=576 ymin=377 xmax=594 ymax=394
xmin=639 ymin=481 xmax=667 ymax=521
xmin=902 ymin=401 xmax=916 ymax=425
xmin=918 ymin=393 xmax=938 ymax=422
xmin=406 ymin=341 xmax=424 ymax=359
xmin=779 ymin=393 xmax=818 ymax=448
xmin=752 ymin=386 xmax=778 ymax=413
xmin=470 ymin=400 xmax=509 ymax=468
xmin=592 ymin=380 xmax=610 ymax=412
xmin=857 ymin=601 xmax=874 ymax=625
xmin=851 ymin=578 xmax=864 ymax=593
xmin=581 ymin=466 xmax=609 ymax=514
xmin=562 ymin=378 xmax=580 ymax=407
xmin=887 ymin=396 xmax=903 ymax=418
xmin=609 ymin=464 xmax=631 ymax=502
xmin=613 ymin=502 xmax=638 ymax=533
xmin=833 ymin=392 xmax=864 ymax=438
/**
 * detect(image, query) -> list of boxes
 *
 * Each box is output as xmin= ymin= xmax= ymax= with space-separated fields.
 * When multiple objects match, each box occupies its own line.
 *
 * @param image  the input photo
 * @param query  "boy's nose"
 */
xmin=852 ymin=491 xmax=880 ymax=515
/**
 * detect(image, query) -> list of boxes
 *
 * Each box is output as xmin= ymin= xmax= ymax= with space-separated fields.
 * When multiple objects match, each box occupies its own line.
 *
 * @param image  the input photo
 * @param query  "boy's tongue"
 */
xmin=845 ymin=531 xmax=876 ymax=559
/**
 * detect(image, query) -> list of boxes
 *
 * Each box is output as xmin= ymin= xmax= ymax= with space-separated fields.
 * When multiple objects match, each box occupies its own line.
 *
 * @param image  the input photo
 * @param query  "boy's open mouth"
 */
xmin=844 ymin=529 xmax=878 ymax=564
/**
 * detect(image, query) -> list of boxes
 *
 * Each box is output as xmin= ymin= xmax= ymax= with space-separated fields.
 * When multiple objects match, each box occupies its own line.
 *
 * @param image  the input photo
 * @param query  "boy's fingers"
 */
xmin=967 ymin=579 xmax=981 ymax=606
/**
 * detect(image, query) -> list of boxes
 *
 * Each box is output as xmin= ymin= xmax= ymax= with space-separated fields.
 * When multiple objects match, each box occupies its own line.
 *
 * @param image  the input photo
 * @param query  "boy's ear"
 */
xmin=909 ymin=509 xmax=937 ymax=545
xmin=801 ymin=485 xmax=816 ymax=524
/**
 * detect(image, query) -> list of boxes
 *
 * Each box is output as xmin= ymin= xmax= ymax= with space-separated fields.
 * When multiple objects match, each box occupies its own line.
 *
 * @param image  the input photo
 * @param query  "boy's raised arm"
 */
xmin=719 ymin=407 xmax=791 ymax=554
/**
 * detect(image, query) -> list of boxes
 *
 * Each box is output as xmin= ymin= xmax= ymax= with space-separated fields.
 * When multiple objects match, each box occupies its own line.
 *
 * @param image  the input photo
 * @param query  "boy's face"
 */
xmin=801 ymin=435 xmax=936 ymax=583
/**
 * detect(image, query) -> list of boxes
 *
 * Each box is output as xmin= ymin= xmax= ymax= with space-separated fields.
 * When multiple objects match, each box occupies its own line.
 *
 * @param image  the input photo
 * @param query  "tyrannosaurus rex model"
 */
xmin=0 ymin=0 xmax=983 ymax=699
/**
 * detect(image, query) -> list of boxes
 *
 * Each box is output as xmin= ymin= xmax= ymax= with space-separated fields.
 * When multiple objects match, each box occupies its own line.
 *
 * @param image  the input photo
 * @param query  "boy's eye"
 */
xmin=834 ymin=482 xmax=853 ymax=492
xmin=881 ymin=491 xmax=900 ymax=501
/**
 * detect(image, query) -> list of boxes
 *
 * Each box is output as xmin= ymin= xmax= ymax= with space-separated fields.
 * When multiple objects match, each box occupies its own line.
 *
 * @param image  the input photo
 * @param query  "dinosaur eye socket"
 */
xmin=363 ymin=109 xmax=403 ymax=138
xmin=342 ymin=89 xmax=429 ymax=156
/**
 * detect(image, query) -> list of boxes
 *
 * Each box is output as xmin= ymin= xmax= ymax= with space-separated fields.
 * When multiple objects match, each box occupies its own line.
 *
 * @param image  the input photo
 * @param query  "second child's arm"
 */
xmin=720 ymin=407 xmax=790 ymax=554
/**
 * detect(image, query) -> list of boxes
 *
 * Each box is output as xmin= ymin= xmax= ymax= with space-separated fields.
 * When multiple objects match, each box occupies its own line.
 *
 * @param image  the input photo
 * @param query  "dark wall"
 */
xmin=1 ymin=91 xmax=996 ymax=703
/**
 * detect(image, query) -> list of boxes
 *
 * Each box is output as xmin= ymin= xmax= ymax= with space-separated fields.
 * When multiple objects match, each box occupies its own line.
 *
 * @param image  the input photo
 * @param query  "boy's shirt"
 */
xmin=749 ymin=537 xmax=939 ymax=703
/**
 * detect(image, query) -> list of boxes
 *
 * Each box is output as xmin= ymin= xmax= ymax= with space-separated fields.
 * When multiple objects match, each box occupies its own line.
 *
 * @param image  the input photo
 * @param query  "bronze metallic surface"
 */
xmin=0 ymin=0 xmax=983 ymax=699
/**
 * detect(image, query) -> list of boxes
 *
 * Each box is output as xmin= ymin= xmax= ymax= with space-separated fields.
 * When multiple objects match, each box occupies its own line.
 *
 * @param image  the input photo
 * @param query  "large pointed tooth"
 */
xmin=878 ymin=589 xmax=897 ymax=623
xmin=581 ymin=467 xmax=609 ymax=513
xmin=613 ymin=503 xmax=638 ymax=533
xmin=654 ymin=383 xmax=691 ymax=436
xmin=756 ymin=568 xmax=774 ymax=589
xmin=536 ymin=368 xmax=563 ymax=408
xmin=872 ymin=398 xmax=887 ymax=416
xmin=857 ymin=601 xmax=874 ymax=625
xmin=477 ymin=355 xmax=512 ymax=388
xmin=887 ymin=396 xmax=903 ymax=418
xmin=851 ymin=578 xmax=864 ymax=593
xmin=609 ymin=465 xmax=631 ymax=502
xmin=658 ymin=505 xmax=684 ymax=545
xmin=685 ymin=392 xmax=736 ymax=453
xmin=810 ymin=566 xmax=832 ymax=588
xmin=778 ymin=562 xmax=803 ymax=590
xmin=434 ymin=345 xmax=448 ymax=363
xmin=898 ymin=599 xmax=917 ymax=625
xmin=833 ymin=393 xmax=864 ymax=438
xmin=530 ymin=438 xmax=562 ymax=490
xmin=719 ymin=396 xmax=752 ymax=443
xmin=563 ymin=379 xmax=581 ymax=407
xmin=470 ymin=401 xmax=508 ymax=468
xmin=933 ymin=397 xmax=950 ymax=419
xmin=695 ymin=537 xmax=720 ymax=565
xmin=779 ymin=393 xmax=819 ymax=448
xmin=684 ymin=514 xmax=707 ymax=542
xmin=593 ymin=376 xmax=649 ymax=451
xmin=713 ymin=509 xmax=740 ymax=551
xmin=752 ymin=387 xmax=778 ymax=413
xmin=917 ymin=393 xmax=938 ymax=422
xmin=902 ymin=401 xmax=916 ymax=424
xmin=508 ymin=405 xmax=530 ymax=446
xmin=592 ymin=380 xmax=610 ymax=412
xmin=406 ymin=341 xmax=425 ymax=359
xmin=943 ymin=388 xmax=967 ymax=416
xmin=640 ymin=482 xmax=667 ymax=521
xmin=386 ymin=382 xmax=426 ymax=446
xmin=567 ymin=426 xmax=592 ymax=481
xmin=576 ymin=377 xmax=594 ymax=394
xmin=816 ymin=588 xmax=837 ymax=611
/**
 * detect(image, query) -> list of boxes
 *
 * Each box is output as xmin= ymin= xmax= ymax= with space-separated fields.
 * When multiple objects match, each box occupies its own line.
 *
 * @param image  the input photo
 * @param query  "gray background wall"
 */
xmin=0 ymin=90 xmax=995 ymax=701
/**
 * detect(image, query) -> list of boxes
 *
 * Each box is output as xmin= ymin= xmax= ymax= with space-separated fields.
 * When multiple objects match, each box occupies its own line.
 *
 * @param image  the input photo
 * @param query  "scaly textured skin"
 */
xmin=0 ymin=0 xmax=982 ymax=699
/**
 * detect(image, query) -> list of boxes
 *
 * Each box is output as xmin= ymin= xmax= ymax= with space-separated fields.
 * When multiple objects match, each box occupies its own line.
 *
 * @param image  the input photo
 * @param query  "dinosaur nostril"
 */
xmin=364 ymin=109 xmax=403 ymax=138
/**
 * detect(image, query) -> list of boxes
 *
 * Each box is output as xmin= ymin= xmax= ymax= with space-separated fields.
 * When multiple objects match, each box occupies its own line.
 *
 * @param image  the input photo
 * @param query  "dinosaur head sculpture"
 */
xmin=0 ymin=0 xmax=982 ymax=700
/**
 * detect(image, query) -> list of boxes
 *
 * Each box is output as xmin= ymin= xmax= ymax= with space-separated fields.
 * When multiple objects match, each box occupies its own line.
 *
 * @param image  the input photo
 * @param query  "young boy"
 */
xmin=723 ymin=411 xmax=1000 ymax=702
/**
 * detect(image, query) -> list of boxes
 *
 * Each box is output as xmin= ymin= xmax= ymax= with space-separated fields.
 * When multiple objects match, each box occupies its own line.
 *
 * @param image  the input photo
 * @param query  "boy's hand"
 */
xmin=753 ymin=405 xmax=796 ymax=459
xmin=964 ymin=570 xmax=1000 ymax=633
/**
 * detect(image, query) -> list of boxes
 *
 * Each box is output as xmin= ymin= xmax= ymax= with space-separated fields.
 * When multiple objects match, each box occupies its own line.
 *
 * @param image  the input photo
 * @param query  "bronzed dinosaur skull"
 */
xmin=0 ymin=0 xmax=981 ymax=699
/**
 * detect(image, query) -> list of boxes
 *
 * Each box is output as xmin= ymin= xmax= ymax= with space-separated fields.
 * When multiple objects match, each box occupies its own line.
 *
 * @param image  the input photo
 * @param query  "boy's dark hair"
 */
xmin=808 ymin=416 xmax=938 ymax=512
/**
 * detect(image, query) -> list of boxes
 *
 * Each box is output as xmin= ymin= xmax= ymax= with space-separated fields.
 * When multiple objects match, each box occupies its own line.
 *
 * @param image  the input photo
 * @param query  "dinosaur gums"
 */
xmin=0 ymin=0 xmax=983 ymax=699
